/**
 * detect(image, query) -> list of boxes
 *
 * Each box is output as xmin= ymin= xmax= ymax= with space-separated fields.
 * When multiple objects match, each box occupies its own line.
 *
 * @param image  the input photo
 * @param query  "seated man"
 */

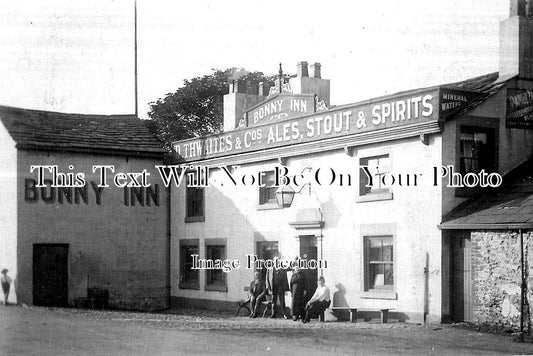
xmin=302 ymin=276 xmax=330 ymax=323
xmin=249 ymin=271 xmax=267 ymax=318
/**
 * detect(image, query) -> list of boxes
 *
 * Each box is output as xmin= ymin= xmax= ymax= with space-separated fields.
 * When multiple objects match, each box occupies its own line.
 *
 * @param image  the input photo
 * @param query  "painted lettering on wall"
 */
xmin=506 ymin=88 xmax=533 ymax=129
xmin=24 ymin=178 xmax=159 ymax=207
xmin=173 ymin=89 xmax=439 ymax=162
xmin=246 ymin=94 xmax=315 ymax=127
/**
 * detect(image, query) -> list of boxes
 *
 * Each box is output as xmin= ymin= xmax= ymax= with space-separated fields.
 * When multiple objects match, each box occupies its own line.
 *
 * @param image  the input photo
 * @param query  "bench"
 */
xmin=329 ymin=307 xmax=394 ymax=323
xmin=236 ymin=287 xmax=251 ymax=316
xmin=236 ymin=286 xmax=272 ymax=317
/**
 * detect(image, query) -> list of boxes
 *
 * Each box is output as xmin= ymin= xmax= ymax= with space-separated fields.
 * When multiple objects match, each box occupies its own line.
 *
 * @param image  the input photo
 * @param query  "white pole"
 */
xmin=134 ymin=0 xmax=138 ymax=118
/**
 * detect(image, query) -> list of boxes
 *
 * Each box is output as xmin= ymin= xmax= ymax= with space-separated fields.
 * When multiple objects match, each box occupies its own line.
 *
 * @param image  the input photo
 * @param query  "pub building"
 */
xmin=0 ymin=106 xmax=169 ymax=310
xmin=170 ymin=1 xmax=533 ymax=324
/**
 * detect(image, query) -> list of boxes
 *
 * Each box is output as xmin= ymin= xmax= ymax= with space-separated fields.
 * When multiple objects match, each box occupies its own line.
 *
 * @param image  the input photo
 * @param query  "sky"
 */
xmin=0 ymin=0 xmax=509 ymax=119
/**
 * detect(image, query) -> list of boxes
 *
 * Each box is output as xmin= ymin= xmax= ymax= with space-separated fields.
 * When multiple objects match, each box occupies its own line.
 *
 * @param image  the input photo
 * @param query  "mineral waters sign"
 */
xmin=172 ymin=88 xmax=476 ymax=162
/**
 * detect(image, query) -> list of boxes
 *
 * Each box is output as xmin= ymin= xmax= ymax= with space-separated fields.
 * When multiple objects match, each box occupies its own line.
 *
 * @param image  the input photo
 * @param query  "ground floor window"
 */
xmin=205 ymin=240 xmax=227 ymax=292
xmin=364 ymin=236 xmax=394 ymax=291
xmin=179 ymin=240 xmax=199 ymax=289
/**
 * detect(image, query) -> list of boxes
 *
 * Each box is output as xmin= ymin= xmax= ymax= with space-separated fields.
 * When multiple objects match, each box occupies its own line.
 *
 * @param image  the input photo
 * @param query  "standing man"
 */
xmin=266 ymin=256 xmax=289 ymax=319
xmin=290 ymin=266 xmax=307 ymax=321
xmin=249 ymin=271 xmax=267 ymax=318
xmin=1 ymin=269 xmax=12 ymax=305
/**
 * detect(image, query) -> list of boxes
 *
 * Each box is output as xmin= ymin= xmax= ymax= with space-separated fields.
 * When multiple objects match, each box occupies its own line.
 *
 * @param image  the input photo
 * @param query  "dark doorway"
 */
xmin=33 ymin=244 xmax=69 ymax=306
xmin=256 ymin=241 xmax=279 ymax=281
xmin=450 ymin=233 xmax=473 ymax=322
xmin=299 ymin=235 xmax=317 ymax=299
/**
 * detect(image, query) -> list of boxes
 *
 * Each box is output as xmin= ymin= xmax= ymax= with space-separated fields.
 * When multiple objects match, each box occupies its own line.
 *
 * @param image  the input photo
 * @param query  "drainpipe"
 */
xmin=166 ymin=184 xmax=172 ymax=308
xmin=520 ymin=229 xmax=525 ymax=341
xmin=424 ymin=252 xmax=429 ymax=324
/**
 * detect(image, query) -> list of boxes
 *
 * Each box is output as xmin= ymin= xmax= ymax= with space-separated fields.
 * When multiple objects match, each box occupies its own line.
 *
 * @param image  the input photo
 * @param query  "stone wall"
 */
xmin=471 ymin=231 xmax=532 ymax=329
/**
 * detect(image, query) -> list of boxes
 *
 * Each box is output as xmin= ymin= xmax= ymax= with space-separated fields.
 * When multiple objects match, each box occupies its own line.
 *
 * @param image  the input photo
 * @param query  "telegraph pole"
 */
xmin=134 ymin=0 xmax=138 ymax=118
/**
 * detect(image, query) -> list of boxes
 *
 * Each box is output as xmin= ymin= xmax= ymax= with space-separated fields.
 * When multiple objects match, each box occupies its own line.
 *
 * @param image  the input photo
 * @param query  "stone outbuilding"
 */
xmin=0 ymin=105 xmax=169 ymax=310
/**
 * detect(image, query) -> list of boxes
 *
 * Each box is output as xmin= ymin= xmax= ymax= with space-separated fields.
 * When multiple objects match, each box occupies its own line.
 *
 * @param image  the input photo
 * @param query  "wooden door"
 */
xmin=33 ymin=244 xmax=69 ymax=306
xmin=451 ymin=234 xmax=473 ymax=322
xmin=299 ymin=235 xmax=317 ymax=300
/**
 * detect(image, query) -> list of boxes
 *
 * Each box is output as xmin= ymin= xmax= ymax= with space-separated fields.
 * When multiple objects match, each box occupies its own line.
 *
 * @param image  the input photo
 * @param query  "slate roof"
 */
xmin=443 ymin=71 xmax=502 ymax=92
xmin=440 ymin=159 xmax=533 ymax=229
xmin=0 ymin=105 xmax=164 ymax=157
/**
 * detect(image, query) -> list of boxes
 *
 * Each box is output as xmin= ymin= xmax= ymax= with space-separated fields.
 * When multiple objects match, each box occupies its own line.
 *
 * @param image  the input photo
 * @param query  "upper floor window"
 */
xmin=459 ymin=127 xmax=495 ymax=174
xmin=359 ymin=154 xmax=390 ymax=196
xmin=185 ymin=172 xmax=205 ymax=222
xmin=258 ymin=171 xmax=278 ymax=207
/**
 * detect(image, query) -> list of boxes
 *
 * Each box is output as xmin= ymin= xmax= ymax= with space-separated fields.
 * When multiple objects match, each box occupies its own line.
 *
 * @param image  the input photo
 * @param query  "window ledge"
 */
xmin=179 ymin=281 xmax=200 ymax=290
xmin=185 ymin=216 xmax=205 ymax=223
xmin=257 ymin=202 xmax=282 ymax=210
xmin=205 ymin=284 xmax=228 ymax=292
xmin=361 ymin=290 xmax=397 ymax=300
xmin=356 ymin=191 xmax=393 ymax=203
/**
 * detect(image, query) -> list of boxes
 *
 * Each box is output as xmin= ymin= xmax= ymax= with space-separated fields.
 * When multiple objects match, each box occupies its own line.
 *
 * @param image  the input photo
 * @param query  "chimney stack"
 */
xmin=499 ymin=0 xmax=533 ymax=79
xmin=297 ymin=61 xmax=309 ymax=77
xmin=510 ymin=0 xmax=526 ymax=16
xmin=229 ymin=80 xmax=247 ymax=94
xmin=310 ymin=63 xmax=321 ymax=79
xmin=289 ymin=61 xmax=330 ymax=106
xmin=224 ymin=79 xmax=266 ymax=131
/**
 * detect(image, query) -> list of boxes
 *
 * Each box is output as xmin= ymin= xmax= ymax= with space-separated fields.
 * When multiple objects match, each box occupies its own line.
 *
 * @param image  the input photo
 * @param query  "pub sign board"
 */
xmin=245 ymin=93 xmax=316 ymax=128
xmin=506 ymin=88 xmax=533 ymax=129
xmin=173 ymin=88 xmax=445 ymax=162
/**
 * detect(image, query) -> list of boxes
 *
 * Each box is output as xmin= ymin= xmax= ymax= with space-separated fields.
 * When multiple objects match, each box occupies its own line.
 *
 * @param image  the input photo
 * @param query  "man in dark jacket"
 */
xmin=249 ymin=271 xmax=267 ymax=318
xmin=266 ymin=256 xmax=290 ymax=319
xmin=290 ymin=266 xmax=307 ymax=321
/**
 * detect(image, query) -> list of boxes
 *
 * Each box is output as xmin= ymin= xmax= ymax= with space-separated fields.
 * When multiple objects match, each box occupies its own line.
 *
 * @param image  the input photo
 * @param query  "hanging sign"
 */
xmin=506 ymin=89 xmax=533 ymax=129
xmin=246 ymin=93 xmax=315 ymax=127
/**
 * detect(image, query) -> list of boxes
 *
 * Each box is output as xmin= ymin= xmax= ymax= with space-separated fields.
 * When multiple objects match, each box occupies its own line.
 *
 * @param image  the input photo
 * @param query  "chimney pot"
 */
xmin=510 ymin=0 xmax=527 ymax=16
xmin=297 ymin=61 xmax=309 ymax=77
xmin=310 ymin=63 xmax=322 ymax=79
xmin=258 ymin=82 xmax=272 ymax=96
xmin=233 ymin=80 xmax=246 ymax=94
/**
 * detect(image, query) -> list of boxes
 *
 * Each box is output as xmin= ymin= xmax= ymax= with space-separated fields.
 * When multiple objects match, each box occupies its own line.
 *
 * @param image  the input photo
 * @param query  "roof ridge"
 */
xmin=0 ymin=105 xmax=165 ymax=157
xmin=0 ymin=104 xmax=136 ymax=119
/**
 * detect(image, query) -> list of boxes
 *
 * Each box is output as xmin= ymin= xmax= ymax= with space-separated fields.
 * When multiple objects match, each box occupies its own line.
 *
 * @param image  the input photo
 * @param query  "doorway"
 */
xmin=299 ymin=235 xmax=317 ymax=299
xmin=256 ymin=241 xmax=279 ymax=281
xmin=450 ymin=233 xmax=473 ymax=322
xmin=33 ymin=244 xmax=69 ymax=306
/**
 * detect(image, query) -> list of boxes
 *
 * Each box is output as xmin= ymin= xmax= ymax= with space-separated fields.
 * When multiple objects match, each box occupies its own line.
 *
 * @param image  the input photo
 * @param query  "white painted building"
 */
xmin=170 ymin=2 xmax=533 ymax=323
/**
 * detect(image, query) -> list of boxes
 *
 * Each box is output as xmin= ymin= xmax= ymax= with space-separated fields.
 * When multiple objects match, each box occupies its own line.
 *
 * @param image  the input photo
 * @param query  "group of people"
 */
xmin=248 ymin=257 xmax=330 ymax=323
